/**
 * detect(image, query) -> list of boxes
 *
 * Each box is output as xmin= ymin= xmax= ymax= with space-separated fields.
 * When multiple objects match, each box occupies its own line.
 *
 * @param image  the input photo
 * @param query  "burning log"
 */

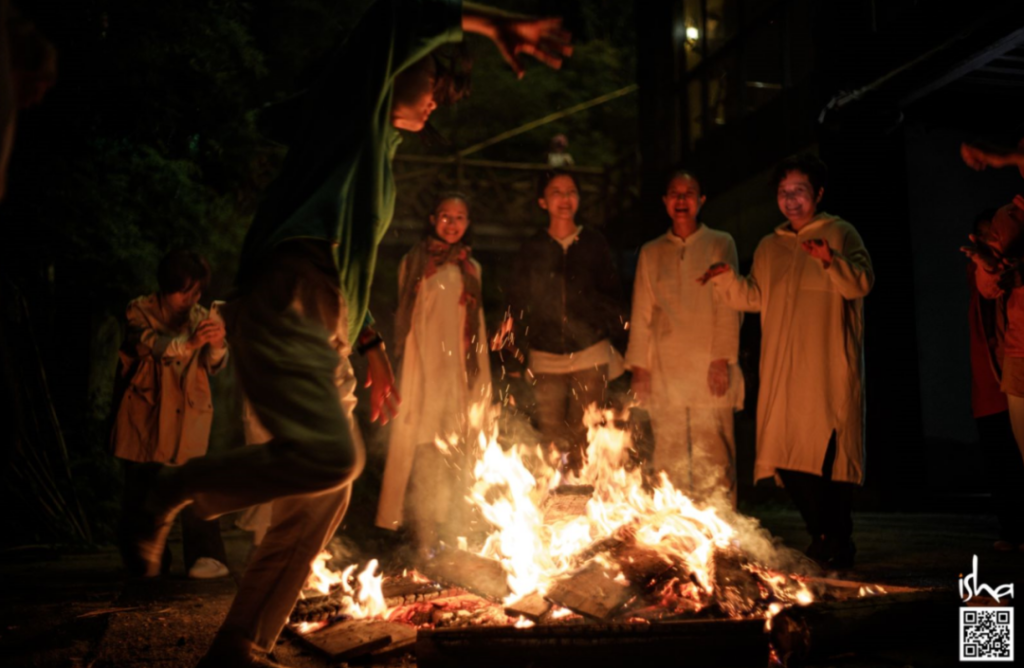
xmin=770 ymin=583 xmax=956 ymax=666
xmin=544 ymin=561 xmax=635 ymax=620
xmin=382 ymin=580 xmax=462 ymax=607
xmin=540 ymin=484 xmax=593 ymax=524
xmin=416 ymin=618 xmax=770 ymax=668
xmin=293 ymin=619 xmax=405 ymax=662
xmin=290 ymin=596 xmax=352 ymax=625
xmin=420 ymin=548 xmax=512 ymax=602
xmin=609 ymin=542 xmax=677 ymax=588
xmin=710 ymin=550 xmax=762 ymax=618
xmin=290 ymin=580 xmax=460 ymax=624
xmin=504 ymin=591 xmax=552 ymax=622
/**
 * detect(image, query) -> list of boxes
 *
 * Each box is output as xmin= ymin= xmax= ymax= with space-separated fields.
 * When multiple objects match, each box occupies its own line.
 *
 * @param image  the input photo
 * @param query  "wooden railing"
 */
xmin=387 ymin=153 xmax=640 ymax=253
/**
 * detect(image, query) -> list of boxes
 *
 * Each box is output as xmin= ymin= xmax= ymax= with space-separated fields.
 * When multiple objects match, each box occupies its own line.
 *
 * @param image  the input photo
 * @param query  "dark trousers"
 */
xmin=533 ymin=366 xmax=607 ymax=472
xmin=776 ymin=432 xmax=856 ymax=542
xmin=123 ymin=461 xmax=227 ymax=571
xmin=976 ymin=411 xmax=1024 ymax=542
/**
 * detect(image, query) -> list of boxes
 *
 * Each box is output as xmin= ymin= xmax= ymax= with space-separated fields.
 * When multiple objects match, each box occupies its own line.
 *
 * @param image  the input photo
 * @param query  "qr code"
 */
xmin=961 ymin=607 xmax=1014 ymax=662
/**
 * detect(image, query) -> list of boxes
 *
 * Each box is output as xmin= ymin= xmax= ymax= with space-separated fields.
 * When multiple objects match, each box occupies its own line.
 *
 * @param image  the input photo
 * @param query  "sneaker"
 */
xmin=189 ymin=557 xmax=230 ymax=579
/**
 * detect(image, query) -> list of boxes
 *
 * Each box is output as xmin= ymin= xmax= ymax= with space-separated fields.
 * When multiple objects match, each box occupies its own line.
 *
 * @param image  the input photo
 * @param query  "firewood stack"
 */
xmin=290 ymin=484 xmax=811 ymax=629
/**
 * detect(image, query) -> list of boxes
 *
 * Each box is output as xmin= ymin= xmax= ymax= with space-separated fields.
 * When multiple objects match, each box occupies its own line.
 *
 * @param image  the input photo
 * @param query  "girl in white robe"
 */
xmin=376 ymin=194 xmax=491 ymax=554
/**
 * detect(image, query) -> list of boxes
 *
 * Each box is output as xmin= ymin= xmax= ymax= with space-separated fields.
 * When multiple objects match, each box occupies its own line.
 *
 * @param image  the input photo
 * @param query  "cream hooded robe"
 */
xmin=710 ymin=213 xmax=873 ymax=484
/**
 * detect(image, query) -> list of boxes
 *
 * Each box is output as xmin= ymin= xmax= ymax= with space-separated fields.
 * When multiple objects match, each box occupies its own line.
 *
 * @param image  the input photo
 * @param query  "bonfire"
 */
xmin=290 ymin=406 xmax=826 ymax=633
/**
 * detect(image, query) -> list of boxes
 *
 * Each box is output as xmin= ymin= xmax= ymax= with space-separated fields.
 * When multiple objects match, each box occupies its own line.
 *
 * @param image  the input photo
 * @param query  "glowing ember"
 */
xmin=293 ymin=620 xmax=328 ymax=635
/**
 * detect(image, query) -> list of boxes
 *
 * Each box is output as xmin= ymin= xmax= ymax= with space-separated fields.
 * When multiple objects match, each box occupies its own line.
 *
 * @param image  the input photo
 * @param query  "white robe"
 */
xmin=711 ymin=213 xmax=873 ymax=484
xmin=375 ymin=260 xmax=491 ymax=529
xmin=626 ymin=226 xmax=744 ymax=410
xmin=625 ymin=226 xmax=743 ymax=503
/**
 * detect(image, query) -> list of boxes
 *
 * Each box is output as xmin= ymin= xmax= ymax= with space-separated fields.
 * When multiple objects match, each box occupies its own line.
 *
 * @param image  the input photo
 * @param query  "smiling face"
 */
xmin=777 ymin=169 xmax=823 ymax=230
xmin=391 ymin=56 xmax=439 ymax=132
xmin=538 ymin=174 xmax=580 ymax=224
xmin=431 ymin=197 xmax=470 ymax=244
xmin=663 ymin=175 xmax=705 ymax=233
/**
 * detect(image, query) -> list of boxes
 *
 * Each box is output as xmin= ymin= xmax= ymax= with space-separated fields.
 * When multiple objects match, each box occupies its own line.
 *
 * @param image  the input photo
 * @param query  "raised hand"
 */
xmin=492 ymin=17 xmax=572 ymax=77
xmin=707 ymin=359 xmax=729 ymax=397
xmin=631 ymin=367 xmax=651 ymax=404
xmin=464 ymin=4 xmax=573 ymax=79
xmin=697 ymin=262 xmax=731 ymax=286
xmin=187 ymin=319 xmax=223 ymax=351
xmin=961 ymin=140 xmax=1024 ymax=179
xmin=961 ymin=233 xmax=1001 ymax=271
xmin=801 ymin=238 xmax=833 ymax=267
xmin=365 ymin=345 xmax=401 ymax=425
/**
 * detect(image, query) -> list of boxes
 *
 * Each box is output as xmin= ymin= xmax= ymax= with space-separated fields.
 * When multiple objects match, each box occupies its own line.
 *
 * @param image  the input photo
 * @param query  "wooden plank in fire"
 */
xmin=504 ymin=591 xmax=552 ymax=622
xmin=609 ymin=542 xmax=677 ymax=587
xmin=544 ymin=561 xmax=635 ymax=620
xmin=540 ymin=484 xmax=594 ymax=525
xmin=420 ymin=548 xmax=512 ymax=602
xmin=294 ymin=619 xmax=401 ymax=661
xmin=382 ymin=578 xmax=462 ymax=607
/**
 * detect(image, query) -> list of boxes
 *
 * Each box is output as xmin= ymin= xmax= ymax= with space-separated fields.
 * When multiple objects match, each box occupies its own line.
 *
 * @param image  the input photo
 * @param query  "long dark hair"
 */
xmin=157 ymin=249 xmax=211 ymax=294
xmin=420 ymin=44 xmax=473 ymax=148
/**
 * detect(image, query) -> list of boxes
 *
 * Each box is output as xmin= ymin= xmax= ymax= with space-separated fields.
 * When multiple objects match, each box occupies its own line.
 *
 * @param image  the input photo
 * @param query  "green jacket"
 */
xmin=239 ymin=0 xmax=463 ymax=341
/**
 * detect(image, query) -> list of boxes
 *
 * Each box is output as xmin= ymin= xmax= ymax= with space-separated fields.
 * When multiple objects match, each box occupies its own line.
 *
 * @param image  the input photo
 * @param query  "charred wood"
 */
xmin=544 ymin=561 xmax=636 ymax=620
xmin=504 ymin=591 xmax=552 ymax=621
xmin=420 ymin=548 xmax=512 ymax=602
xmin=770 ymin=587 xmax=957 ymax=666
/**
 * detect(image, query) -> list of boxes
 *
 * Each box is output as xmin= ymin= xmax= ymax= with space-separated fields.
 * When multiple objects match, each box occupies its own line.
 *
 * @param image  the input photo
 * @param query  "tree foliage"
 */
xmin=1 ymin=0 xmax=638 ymax=542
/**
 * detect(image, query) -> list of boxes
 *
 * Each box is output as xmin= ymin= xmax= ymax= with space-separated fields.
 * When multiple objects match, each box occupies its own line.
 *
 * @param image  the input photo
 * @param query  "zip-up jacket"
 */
xmin=507 ymin=227 xmax=626 ymax=360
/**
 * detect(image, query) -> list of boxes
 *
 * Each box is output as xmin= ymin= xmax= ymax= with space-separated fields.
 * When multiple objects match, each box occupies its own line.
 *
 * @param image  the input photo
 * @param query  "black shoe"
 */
xmin=118 ymin=464 xmax=187 ymax=577
xmin=804 ymin=535 xmax=828 ymax=566
xmin=824 ymin=537 xmax=856 ymax=570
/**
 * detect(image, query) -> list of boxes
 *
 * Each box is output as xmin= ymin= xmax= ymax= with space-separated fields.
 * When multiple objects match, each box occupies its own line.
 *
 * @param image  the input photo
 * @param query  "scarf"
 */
xmin=394 ymin=237 xmax=482 ymax=386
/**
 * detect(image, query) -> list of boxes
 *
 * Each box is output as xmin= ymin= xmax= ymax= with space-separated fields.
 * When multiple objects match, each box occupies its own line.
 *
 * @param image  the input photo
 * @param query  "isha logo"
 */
xmin=960 ymin=555 xmax=1014 ymax=604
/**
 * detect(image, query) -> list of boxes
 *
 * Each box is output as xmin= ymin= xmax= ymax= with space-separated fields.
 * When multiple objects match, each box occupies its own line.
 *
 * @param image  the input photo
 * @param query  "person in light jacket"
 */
xmin=112 ymin=249 xmax=229 ymax=579
xmin=700 ymin=154 xmax=873 ymax=569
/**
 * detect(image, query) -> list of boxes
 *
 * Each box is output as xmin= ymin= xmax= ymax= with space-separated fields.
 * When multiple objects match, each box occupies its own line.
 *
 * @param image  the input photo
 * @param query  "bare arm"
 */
xmin=462 ymin=2 xmax=572 ymax=78
xmin=961 ymin=140 xmax=1024 ymax=174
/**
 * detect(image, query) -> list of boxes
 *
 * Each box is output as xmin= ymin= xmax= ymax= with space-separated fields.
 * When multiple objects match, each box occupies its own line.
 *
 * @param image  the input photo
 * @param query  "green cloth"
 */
xmin=238 ymin=0 xmax=463 ymax=341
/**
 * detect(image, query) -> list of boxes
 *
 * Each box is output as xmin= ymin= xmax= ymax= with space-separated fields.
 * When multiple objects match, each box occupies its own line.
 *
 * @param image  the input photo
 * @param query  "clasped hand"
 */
xmin=188 ymin=319 xmax=225 ymax=351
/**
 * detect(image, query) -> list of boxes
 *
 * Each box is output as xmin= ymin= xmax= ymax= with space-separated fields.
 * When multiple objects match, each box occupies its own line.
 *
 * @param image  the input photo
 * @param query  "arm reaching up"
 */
xmin=462 ymin=2 xmax=572 ymax=78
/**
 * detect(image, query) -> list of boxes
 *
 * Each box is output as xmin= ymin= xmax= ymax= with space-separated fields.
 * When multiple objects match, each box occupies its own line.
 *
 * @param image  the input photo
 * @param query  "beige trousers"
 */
xmin=649 ymin=405 xmax=736 ymax=508
xmin=168 ymin=241 xmax=364 ymax=652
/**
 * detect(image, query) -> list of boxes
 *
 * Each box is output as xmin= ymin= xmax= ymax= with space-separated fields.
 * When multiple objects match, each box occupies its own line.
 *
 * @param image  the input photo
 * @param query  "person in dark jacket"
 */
xmin=507 ymin=169 xmax=626 ymax=472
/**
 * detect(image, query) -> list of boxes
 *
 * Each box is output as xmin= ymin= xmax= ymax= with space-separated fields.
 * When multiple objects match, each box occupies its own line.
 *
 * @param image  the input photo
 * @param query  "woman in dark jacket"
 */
xmin=507 ymin=169 xmax=626 ymax=472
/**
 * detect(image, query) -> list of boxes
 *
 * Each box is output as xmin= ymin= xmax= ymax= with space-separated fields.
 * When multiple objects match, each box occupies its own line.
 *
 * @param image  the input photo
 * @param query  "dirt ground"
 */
xmin=1 ymin=509 xmax=1020 ymax=668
